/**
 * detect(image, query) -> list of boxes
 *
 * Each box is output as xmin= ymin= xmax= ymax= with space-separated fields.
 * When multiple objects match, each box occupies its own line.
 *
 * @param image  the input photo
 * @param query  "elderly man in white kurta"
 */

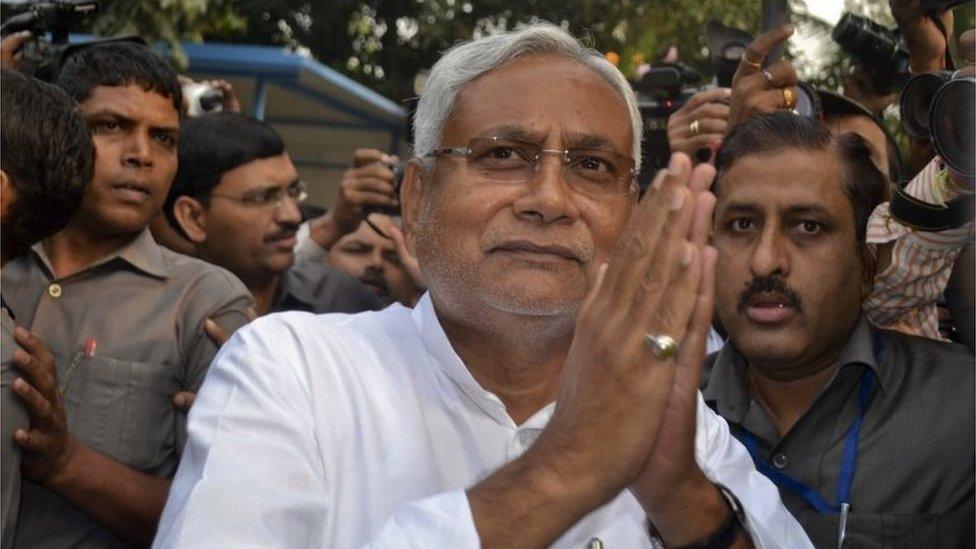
xmin=154 ymin=24 xmax=811 ymax=548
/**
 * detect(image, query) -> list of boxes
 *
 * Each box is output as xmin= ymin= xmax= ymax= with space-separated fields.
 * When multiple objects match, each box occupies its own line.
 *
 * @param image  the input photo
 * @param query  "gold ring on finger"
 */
xmin=741 ymin=52 xmax=763 ymax=70
xmin=645 ymin=333 xmax=679 ymax=360
xmin=689 ymin=119 xmax=701 ymax=136
xmin=781 ymin=87 xmax=796 ymax=110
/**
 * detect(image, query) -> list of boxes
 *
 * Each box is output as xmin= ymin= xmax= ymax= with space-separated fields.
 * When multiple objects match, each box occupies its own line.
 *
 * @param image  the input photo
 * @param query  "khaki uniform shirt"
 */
xmin=1 ymin=230 xmax=253 ymax=548
xmin=702 ymin=316 xmax=975 ymax=547
xmin=1 ymin=306 xmax=27 ymax=549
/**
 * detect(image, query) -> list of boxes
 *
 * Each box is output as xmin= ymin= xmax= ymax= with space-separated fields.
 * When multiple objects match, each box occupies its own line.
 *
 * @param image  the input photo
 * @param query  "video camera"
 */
xmin=0 ymin=0 xmax=139 ymax=82
xmin=832 ymin=12 xmax=910 ymax=95
xmin=633 ymin=62 xmax=703 ymax=176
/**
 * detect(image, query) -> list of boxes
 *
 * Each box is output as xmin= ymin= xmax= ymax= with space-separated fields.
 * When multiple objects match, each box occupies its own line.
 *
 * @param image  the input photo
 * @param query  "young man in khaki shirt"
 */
xmin=1 ymin=42 xmax=252 ymax=547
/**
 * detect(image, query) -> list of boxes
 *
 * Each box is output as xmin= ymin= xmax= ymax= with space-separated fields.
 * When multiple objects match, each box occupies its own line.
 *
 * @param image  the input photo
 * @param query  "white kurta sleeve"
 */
xmin=365 ymin=490 xmax=480 ymax=548
xmin=693 ymin=392 xmax=814 ymax=549
xmin=153 ymin=316 xmax=479 ymax=548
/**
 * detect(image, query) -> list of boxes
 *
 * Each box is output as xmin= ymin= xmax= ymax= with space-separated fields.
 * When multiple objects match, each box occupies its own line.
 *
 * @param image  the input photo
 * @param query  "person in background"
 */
xmin=704 ymin=112 xmax=973 ymax=546
xmin=0 ymin=69 xmax=94 ymax=549
xmin=327 ymin=213 xmax=424 ymax=307
xmin=1 ymin=42 xmax=253 ymax=547
xmin=291 ymin=147 xmax=427 ymax=307
xmin=150 ymin=77 xmax=242 ymax=256
xmin=165 ymin=112 xmax=383 ymax=316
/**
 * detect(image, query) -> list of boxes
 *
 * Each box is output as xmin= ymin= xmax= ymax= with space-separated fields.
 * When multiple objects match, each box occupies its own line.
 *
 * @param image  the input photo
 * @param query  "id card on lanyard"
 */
xmin=737 ymin=331 xmax=883 ymax=547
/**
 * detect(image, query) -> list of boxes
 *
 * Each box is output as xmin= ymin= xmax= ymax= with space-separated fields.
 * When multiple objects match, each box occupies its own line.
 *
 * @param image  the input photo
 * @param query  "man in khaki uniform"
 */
xmin=1 ymin=42 xmax=252 ymax=547
xmin=0 ymin=69 xmax=94 ymax=549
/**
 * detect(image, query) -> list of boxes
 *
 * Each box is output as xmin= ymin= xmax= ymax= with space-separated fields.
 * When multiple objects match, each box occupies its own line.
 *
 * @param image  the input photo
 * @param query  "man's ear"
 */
xmin=399 ymin=158 xmax=426 ymax=256
xmin=0 ymin=169 xmax=14 ymax=222
xmin=172 ymin=196 xmax=209 ymax=244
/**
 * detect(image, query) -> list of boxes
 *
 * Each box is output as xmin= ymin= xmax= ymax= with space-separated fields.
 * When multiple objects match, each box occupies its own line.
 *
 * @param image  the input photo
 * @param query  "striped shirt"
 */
xmin=865 ymin=157 xmax=974 ymax=340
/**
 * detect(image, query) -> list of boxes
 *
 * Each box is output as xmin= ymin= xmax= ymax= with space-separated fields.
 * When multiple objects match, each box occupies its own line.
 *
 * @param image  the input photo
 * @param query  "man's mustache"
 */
xmin=737 ymin=276 xmax=804 ymax=312
xmin=264 ymin=223 xmax=300 ymax=243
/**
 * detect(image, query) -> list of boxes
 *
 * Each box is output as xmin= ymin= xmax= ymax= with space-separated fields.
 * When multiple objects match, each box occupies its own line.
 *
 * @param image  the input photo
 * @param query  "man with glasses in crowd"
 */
xmin=164 ymin=112 xmax=383 ymax=316
xmin=156 ymin=24 xmax=808 ymax=547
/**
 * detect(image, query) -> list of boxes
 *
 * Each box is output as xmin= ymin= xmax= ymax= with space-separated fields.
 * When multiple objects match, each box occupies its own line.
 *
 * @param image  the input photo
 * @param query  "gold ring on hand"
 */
xmin=645 ymin=333 xmax=679 ymax=360
xmin=781 ymin=87 xmax=796 ymax=110
xmin=689 ymin=119 xmax=701 ymax=137
xmin=741 ymin=52 xmax=763 ymax=70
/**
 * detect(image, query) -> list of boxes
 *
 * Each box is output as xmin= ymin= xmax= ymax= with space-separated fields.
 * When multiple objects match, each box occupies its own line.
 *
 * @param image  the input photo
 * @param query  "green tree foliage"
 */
xmin=217 ymin=0 xmax=769 ymax=101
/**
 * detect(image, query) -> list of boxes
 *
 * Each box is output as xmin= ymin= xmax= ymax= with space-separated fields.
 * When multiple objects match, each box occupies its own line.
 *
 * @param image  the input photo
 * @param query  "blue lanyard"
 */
xmin=738 ymin=333 xmax=882 ymax=514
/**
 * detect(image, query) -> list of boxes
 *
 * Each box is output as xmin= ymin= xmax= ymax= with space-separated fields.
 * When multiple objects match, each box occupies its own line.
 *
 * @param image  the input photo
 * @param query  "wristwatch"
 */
xmin=646 ymin=483 xmax=747 ymax=549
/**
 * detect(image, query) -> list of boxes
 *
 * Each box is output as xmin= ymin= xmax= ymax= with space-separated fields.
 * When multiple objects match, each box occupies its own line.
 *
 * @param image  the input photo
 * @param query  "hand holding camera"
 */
xmin=665 ymin=87 xmax=730 ymax=161
xmin=890 ymin=0 xmax=956 ymax=72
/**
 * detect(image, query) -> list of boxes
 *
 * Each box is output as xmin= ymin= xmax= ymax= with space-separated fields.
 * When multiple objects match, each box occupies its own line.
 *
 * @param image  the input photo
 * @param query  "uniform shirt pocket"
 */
xmin=63 ymin=355 xmax=180 ymax=474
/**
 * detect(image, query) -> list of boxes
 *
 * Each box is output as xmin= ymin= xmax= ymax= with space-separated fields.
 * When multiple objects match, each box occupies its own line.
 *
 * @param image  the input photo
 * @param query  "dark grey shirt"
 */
xmin=2 ymin=230 xmax=253 ymax=548
xmin=702 ymin=316 xmax=975 ymax=548
xmin=271 ymin=259 xmax=384 ymax=315
xmin=1 ymin=306 xmax=28 ymax=549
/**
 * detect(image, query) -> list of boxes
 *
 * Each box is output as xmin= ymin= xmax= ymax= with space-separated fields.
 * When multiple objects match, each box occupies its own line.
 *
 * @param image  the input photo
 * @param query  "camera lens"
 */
xmin=930 ymin=77 xmax=975 ymax=178
xmin=900 ymin=71 xmax=953 ymax=138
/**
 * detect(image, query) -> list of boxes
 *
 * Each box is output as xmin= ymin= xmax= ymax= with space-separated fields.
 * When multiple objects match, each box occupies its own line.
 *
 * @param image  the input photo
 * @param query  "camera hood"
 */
xmin=930 ymin=77 xmax=975 ymax=179
xmin=900 ymin=71 xmax=954 ymax=139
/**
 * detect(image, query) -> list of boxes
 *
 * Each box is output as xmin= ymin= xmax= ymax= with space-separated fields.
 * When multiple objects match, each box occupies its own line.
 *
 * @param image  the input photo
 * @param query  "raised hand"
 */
xmin=727 ymin=24 xmax=798 ymax=131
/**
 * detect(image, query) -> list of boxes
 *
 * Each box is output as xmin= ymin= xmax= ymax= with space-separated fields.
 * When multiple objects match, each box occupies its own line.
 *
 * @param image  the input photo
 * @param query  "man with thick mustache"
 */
xmin=704 ymin=112 xmax=974 ymax=546
xmin=156 ymin=24 xmax=809 ymax=548
xmin=0 ymin=42 xmax=253 ymax=546
xmin=164 ymin=112 xmax=383 ymax=316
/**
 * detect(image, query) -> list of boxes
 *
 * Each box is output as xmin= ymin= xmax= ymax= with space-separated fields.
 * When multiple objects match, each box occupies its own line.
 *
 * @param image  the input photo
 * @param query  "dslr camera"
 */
xmin=832 ymin=12 xmax=910 ymax=95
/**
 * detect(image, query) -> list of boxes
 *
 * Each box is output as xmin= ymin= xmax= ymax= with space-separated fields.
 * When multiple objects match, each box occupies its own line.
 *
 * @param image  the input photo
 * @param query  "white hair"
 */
xmin=413 ymin=23 xmax=643 ymax=171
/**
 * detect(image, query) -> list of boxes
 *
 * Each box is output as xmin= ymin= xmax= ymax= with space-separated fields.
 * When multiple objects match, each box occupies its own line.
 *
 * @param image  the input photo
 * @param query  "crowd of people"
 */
xmin=0 ymin=1 xmax=973 ymax=547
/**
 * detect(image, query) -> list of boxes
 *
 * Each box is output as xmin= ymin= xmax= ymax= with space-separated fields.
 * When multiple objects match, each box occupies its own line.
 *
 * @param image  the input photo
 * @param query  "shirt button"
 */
xmin=772 ymin=453 xmax=788 ymax=469
xmin=586 ymin=537 xmax=604 ymax=549
xmin=47 ymin=283 xmax=62 ymax=299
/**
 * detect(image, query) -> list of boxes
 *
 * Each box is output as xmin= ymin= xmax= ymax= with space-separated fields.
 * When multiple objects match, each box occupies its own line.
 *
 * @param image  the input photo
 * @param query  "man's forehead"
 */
xmin=718 ymin=150 xmax=846 ymax=208
xmin=80 ymin=84 xmax=179 ymax=123
xmin=218 ymin=153 xmax=297 ymax=189
xmin=443 ymin=54 xmax=631 ymax=150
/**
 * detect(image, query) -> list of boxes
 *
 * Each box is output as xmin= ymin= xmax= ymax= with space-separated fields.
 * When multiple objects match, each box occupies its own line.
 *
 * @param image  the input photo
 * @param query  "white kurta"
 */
xmin=154 ymin=294 xmax=811 ymax=548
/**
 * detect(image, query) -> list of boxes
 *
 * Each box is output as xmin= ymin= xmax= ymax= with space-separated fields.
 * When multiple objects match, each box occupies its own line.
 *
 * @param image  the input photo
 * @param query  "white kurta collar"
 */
xmin=411 ymin=292 xmax=555 ymax=430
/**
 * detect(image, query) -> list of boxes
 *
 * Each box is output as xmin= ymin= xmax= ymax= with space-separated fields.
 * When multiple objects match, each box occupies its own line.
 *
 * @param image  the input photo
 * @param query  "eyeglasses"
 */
xmin=207 ymin=180 xmax=308 ymax=208
xmin=425 ymin=136 xmax=637 ymax=196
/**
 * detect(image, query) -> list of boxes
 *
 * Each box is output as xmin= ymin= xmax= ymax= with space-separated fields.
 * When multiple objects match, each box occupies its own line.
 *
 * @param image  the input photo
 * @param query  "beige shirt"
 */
xmin=1 ymin=306 xmax=27 ymax=549
xmin=1 ymin=229 xmax=253 ymax=548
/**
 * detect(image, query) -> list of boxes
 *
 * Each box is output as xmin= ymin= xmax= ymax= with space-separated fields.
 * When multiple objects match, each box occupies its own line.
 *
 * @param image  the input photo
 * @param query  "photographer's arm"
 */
xmin=307 ymin=148 xmax=400 ymax=251
xmin=11 ymin=328 xmax=167 ymax=547
xmin=891 ymin=0 xmax=955 ymax=174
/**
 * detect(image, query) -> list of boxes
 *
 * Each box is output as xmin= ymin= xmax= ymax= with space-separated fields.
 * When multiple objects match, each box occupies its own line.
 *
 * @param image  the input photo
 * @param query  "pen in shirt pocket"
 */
xmin=60 ymin=337 xmax=97 ymax=395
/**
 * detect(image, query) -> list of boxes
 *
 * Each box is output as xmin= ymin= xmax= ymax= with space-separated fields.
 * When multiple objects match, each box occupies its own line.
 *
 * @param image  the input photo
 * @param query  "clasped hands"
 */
xmin=524 ymin=153 xmax=731 ymax=545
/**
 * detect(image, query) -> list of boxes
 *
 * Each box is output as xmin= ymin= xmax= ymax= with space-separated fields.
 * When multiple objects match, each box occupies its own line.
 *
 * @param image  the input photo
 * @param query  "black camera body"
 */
xmin=633 ymin=63 xmax=703 ymax=181
xmin=832 ymin=12 xmax=910 ymax=95
xmin=1 ymin=0 xmax=98 ymax=81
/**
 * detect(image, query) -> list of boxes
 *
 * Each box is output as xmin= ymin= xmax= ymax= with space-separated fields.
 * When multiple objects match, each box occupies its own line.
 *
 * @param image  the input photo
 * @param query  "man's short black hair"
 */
xmin=1 ymin=69 xmax=94 ymax=258
xmin=715 ymin=112 xmax=887 ymax=249
xmin=55 ymin=41 xmax=182 ymax=115
xmin=164 ymin=112 xmax=286 ymax=237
